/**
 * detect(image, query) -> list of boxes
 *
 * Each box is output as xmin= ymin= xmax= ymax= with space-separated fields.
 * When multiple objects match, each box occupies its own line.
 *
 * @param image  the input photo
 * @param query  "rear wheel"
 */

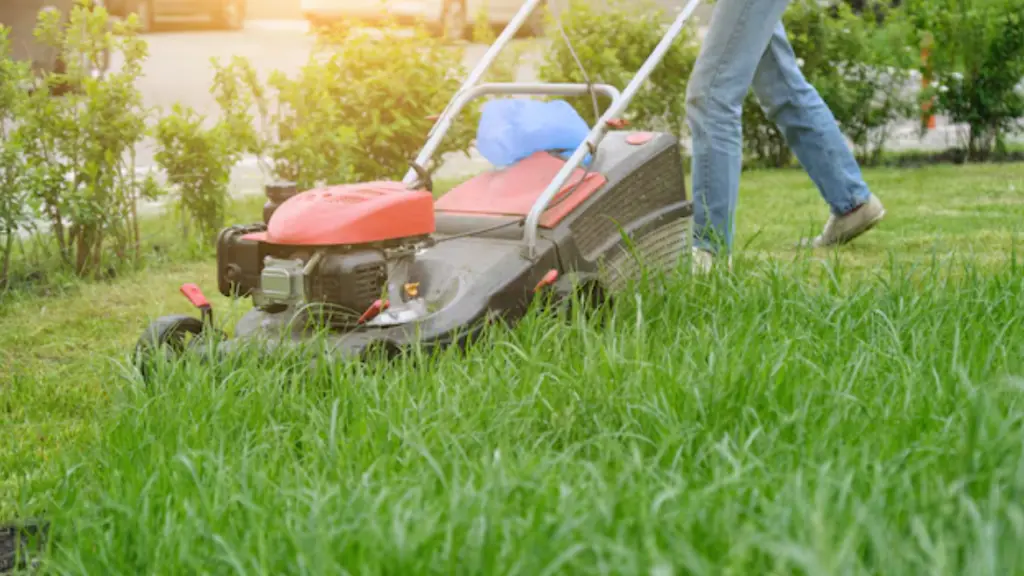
xmin=133 ymin=315 xmax=206 ymax=378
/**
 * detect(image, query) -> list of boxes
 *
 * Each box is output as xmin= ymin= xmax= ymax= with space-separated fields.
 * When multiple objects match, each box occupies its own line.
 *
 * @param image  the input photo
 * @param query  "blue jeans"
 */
xmin=686 ymin=0 xmax=873 ymax=254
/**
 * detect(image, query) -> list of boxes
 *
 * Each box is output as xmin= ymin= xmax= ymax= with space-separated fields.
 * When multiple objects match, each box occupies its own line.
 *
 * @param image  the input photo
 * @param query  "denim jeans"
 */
xmin=686 ymin=0 xmax=873 ymax=254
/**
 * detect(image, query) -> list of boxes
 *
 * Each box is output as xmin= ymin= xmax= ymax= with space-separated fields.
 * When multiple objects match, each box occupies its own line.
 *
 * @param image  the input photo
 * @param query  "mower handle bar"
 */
xmin=402 ymin=0 xmax=704 ymax=259
xmin=404 ymin=81 xmax=621 ymax=174
xmin=401 ymin=0 xmax=550 ymax=186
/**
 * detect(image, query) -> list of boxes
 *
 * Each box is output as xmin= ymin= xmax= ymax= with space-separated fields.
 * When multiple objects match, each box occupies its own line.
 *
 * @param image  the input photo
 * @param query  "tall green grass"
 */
xmin=15 ymin=254 xmax=1024 ymax=575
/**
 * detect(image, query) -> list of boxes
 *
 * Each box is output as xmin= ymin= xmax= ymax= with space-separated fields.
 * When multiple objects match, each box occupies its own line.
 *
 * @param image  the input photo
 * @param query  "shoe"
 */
xmin=801 ymin=195 xmax=886 ymax=248
xmin=691 ymin=247 xmax=732 ymax=275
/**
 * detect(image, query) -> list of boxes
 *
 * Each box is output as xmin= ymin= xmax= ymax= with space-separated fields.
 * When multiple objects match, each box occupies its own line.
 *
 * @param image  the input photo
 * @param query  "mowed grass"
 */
xmin=2 ymin=162 xmax=1024 ymax=573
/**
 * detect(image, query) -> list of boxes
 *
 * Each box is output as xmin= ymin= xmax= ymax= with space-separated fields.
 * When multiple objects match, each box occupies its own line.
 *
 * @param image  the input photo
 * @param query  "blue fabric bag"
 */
xmin=475 ymin=98 xmax=592 ymax=168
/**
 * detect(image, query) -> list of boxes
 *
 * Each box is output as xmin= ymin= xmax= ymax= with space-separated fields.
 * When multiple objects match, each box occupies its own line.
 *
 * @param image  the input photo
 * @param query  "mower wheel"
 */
xmin=133 ymin=314 xmax=207 ymax=377
xmin=0 ymin=519 xmax=48 ymax=574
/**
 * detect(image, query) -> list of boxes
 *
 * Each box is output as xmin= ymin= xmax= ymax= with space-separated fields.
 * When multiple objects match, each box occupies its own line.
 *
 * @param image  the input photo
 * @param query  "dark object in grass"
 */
xmin=133 ymin=313 xmax=219 ymax=379
xmin=0 ymin=519 xmax=48 ymax=574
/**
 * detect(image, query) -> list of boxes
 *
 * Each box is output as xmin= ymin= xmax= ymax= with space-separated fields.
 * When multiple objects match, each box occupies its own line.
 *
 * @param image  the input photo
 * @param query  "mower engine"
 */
xmin=216 ymin=181 xmax=436 ymax=328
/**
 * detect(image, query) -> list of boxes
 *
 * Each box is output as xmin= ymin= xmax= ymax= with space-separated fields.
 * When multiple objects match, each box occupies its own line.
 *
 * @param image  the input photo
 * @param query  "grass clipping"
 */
xmin=12 ymin=254 xmax=1024 ymax=574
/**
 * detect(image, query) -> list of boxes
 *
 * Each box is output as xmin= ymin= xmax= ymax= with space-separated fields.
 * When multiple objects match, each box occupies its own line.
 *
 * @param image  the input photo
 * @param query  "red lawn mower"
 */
xmin=133 ymin=0 xmax=704 ymax=375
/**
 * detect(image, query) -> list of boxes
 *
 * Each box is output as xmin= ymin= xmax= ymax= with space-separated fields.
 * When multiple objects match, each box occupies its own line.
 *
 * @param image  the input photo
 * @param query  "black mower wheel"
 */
xmin=133 ymin=315 xmax=207 ymax=378
xmin=0 ymin=519 xmax=48 ymax=574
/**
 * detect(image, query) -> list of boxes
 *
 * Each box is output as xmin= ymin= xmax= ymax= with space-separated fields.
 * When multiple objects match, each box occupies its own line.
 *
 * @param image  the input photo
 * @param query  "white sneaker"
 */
xmin=803 ymin=195 xmax=886 ymax=248
xmin=691 ymin=247 xmax=732 ymax=275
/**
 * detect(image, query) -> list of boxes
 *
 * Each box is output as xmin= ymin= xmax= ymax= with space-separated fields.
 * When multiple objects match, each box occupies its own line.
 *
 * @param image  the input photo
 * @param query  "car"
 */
xmin=103 ymin=0 xmax=247 ymax=33
xmin=299 ymin=0 xmax=546 ymax=40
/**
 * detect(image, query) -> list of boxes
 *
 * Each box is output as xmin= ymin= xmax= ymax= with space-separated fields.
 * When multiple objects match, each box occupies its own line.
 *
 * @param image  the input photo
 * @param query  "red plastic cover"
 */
xmin=434 ymin=152 xmax=607 ymax=227
xmin=180 ymin=283 xmax=210 ymax=308
xmin=247 ymin=181 xmax=435 ymax=246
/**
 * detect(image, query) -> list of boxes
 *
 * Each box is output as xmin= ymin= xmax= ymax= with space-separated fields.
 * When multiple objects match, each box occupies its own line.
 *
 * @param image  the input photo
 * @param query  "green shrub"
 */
xmin=743 ymin=0 xmax=917 ymax=167
xmin=793 ymin=0 xmax=916 ymax=162
xmin=742 ymin=94 xmax=792 ymax=169
xmin=12 ymin=1 xmax=160 ymax=279
xmin=211 ymin=20 xmax=478 ymax=190
xmin=537 ymin=0 xmax=701 ymax=136
xmin=903 ymin=0 xmax=1024 ymax=161
xmin=152 ymin=104 xmax=241 ymax=249
xmin=0 ymin=28 xmax=35 ymax=289
xmin=309 ymin=22 xmax=478 ymax=182
xmin=202 ymin=55 xmax=357 ymax=192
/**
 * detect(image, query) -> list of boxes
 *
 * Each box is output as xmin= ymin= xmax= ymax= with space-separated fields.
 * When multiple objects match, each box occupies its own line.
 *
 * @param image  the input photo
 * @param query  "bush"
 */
xmin=152 ymin=105 xmax=242 ymax=248
xmin=903 ymin=0 xmax=1024 ymax=161
xmin=0 ymin=29 xmax=35 ymax=290
xmin=742 ymin=94 xmax=793 ymax=169
xmin=150 ymin=54 xmax=276 ymax=248
xmin=12 ymin=1 xmax=161 ymax=279
xmin=537 ymin=0 xmax=701 ymax=136
xmin=211 ymin=20 xmax=478 ymax=191
xmin=794 ymin=0 xmax=915 ymax=162
xmin=743 ymin=0 xmax=917 ymax=167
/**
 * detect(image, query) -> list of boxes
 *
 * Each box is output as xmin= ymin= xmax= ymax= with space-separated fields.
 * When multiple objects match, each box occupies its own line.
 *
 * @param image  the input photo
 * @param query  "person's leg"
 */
xmin=686 ymin=0 xmax=794 ymax=263
xmin=750 ymin=22 xmax=885 ymax=246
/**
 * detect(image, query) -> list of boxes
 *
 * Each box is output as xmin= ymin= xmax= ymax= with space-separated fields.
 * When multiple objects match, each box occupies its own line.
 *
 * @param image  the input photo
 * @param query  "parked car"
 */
xmin=299 ymin=0 xmax=547 ymax=40
xmin=103 ymin=0 xmax=247 ymax=32
xmin=0 ymin=0 xmax=110 ymax=93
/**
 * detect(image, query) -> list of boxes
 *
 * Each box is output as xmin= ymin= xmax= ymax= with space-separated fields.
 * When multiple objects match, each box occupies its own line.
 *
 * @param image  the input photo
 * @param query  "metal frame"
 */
xmin=401 ymin=0 xmax=704 ymax=259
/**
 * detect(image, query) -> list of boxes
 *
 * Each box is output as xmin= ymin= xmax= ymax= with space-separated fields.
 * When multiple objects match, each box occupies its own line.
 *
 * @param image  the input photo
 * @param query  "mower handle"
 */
xmin=521 ymin=0 xmax=703 ymax=258
xmin=404 ymin=81 xmax=621 ymax=179
xmin=455 ymin=82 xmax=621 ymax=106
xmin=402 ymin=0 xmax=554 ymax=187
xmin=402 ymin=0 xmax=704 ymax=258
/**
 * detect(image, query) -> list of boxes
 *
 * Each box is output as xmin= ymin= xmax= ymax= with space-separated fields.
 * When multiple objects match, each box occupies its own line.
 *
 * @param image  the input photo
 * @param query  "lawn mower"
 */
xmin=133 ymin=0 xmax=704 ymax=373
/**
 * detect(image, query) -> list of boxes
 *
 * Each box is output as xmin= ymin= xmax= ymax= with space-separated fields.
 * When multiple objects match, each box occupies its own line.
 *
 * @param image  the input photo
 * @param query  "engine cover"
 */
xmin=244 ymin=181 xmax=435 ymax=246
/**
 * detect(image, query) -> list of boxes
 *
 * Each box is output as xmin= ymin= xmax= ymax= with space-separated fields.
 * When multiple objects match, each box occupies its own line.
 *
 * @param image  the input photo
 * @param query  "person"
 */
xmin=685 ymin=0 xmax=886 ymax=273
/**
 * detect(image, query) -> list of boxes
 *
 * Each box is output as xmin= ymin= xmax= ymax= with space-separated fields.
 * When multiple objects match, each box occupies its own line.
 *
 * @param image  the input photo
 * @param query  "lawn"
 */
xmin=2 ymin=161 xmax=1024 ymax=573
